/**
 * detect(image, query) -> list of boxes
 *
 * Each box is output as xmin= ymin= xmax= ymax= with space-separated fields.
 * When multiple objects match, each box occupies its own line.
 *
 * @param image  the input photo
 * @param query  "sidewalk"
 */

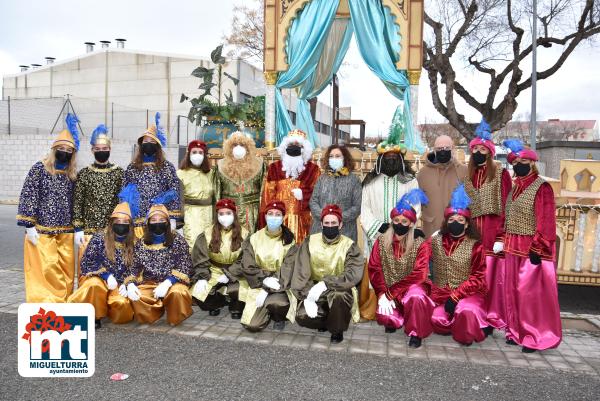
xmin=2 ymin=265 xmax=599 ymax=376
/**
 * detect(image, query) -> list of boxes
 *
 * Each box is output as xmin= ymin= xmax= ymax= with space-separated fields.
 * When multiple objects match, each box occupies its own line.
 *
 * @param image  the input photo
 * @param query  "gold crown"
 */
xmin=111 ymin=202 xmax=132 ymax=220
xmin=146 ymin=204 xmax=170 ymax=221
xmin=53 ymin=129 xmax=76 ymax=150
xmin=139 ymin=126 xmax=163 ymax=147
xmin=376 ymin=141 xmax=407 ymax=155
xmin=287 ymin=129 xmax=307 ymax=139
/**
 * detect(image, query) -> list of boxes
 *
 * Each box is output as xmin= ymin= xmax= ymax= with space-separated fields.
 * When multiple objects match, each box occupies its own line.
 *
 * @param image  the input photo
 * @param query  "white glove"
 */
xmin=25 ymin=227 xmax=39 ymax=246
xmin=106 ymin=274 xmax=118 ymax=290
xmin=153 ymin=279 xmax=173 ymax=299
xmin=255 ymin=289 xmax=269 ymax=308
xmin=217 ymin=274 xmax=229 ymax=284
xmin=118 ymin=284 xmax=128 ymax=297
xmin=127 ymin=283 xmax=141 ymax=301
xmin=307 ymin=281 xmax=327 ymax=302
xmin=74 ymin=231 xmax=85 ymax=247
xmin=377 ymin=295 xmax=395 ymax=316
xmin=170 ymin=218 xmax=177 ymax=231
xmin=493 ymin=241 xmax=504 ymax=254
xmin=304 ymin=299 xmax=318 ymax=319
xmin=291 ymin=188 xmax=303 ymax=201
xmin=263 ymin=276 xmax=281 ymax=291
xmin=193 ymin=279 xmax=209 ymax=295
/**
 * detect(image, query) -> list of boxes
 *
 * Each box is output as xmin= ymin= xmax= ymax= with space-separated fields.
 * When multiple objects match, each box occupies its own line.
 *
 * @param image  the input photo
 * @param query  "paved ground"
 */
xmin=2 ymin=204 xmax=600 ymax=399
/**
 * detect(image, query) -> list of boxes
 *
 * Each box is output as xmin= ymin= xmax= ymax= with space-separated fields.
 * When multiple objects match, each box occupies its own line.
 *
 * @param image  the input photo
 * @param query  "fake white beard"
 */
xmin=281 ymin=153 xmax=306 ymax=179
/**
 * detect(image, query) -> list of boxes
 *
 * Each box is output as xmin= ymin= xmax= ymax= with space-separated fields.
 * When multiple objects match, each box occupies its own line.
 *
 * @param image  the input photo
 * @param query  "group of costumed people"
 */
xmin=17 ymin=113 xmax=561 ymax=350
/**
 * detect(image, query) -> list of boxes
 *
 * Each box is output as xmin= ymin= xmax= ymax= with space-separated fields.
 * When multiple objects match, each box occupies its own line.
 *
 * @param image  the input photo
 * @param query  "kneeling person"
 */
xmin=292 ymin=204 xmax=364 ymax=344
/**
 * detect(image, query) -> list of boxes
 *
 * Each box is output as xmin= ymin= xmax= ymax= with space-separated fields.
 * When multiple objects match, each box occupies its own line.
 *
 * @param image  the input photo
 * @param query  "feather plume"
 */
xmin=65 ymin=113 xmax=81 ymax=151
xmin=90 ymin=124 xmax=108 ymax=146
xmin=151 ymin=189 xmax=178 ymax=206
xmin=395 ymin=188 xmax=429 ymax=213
xmin=154 ymin=112 xmax=167 ymax=147
xmin=475 ymin=118 xmax=492 ymax=141
xmin=449 ymin=184 xmax=471 ymax=211
xmin=118 ymin=184 xmax=140 ymax=218
xmin=502 ymin=138 xmax=524 ymax=154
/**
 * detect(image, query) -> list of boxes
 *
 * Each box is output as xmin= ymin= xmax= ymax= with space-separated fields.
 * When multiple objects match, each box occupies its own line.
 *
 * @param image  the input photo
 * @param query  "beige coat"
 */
xmin=416 ymin=155 xmax=468 ymax=237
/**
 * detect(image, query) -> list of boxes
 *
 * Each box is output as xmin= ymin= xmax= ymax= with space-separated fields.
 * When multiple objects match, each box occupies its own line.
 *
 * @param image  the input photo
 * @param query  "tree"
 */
xmin=223 ymin=0 xmax=264 ymax=65
xmin=423 ymin=0 xmax=600 ymax=140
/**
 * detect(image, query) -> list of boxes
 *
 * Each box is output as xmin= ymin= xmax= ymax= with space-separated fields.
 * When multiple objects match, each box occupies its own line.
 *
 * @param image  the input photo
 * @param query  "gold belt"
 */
xmin=211 ymin=260 xmax=233 ymax=269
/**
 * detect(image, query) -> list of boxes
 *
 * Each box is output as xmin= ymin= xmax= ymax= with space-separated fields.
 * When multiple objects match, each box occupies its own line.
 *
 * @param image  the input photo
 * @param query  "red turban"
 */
xmin=187 ymin=140 xmax=207 ymax=153
xmin=216 ymin=198 xmax=237 ymax=212
xmin=390 ymin=207 xmax=417 ymax=223
xmin=321 ymin=204 xmax=342 ymax=222
xmin=444 ymin=207 xmax=472 ymax=219
xmin=263 ymin=200 xmax=286 ymax=215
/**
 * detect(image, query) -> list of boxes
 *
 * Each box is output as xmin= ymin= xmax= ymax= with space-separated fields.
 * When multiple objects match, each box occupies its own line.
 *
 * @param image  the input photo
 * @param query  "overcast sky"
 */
xmin=1 ymin=0 xmax=599 ymax=138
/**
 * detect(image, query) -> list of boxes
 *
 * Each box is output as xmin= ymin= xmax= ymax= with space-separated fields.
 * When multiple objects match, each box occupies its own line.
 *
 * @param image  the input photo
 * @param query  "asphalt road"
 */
xmin=1 ymin=313 xmax=598 ymax=401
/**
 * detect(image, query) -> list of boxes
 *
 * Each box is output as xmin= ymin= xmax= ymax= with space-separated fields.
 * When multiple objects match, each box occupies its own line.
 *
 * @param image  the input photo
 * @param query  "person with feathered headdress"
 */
xmin=500 ymin=138 xmax=561 ymax=353
xmin=123 ymin=112 xmax=182 ymax=238
xmin=464 ymin=118 xmax=513 ymax=334
xmin=17 ymin=113 xmax=81 ymax=302
xmin=260 ymin=129 xmax=320 ymax=243
xmin=426 ymin=184 xmax=490 ymax=346
xmin=367 ymin=189 xmax=433 ymax=348
xmin=68 ymin=184 xmax=140 ymax=328
xmin=130 ymin=189 xmax=193 ymax=326
xmin=216 ymin=131 xmax=267 ymax=235
xmin=72 ymin=123 xmax=124 ymax=253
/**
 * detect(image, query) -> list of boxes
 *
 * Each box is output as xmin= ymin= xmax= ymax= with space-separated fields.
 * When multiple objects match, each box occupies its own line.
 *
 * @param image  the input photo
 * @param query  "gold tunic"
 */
xmin=505 ymin=177 xmax=545 ymax=236
xmin=464 ymin=162 xmax=503 ymax=218
xmin=379 ymin=237 xmax=424 ymax=287
xmin=249 ymin=228 xmax=294 ymax=272
xmin=177 ymin=168 xmax=216 ymax=248
xmin=308 ymin=234 xmax=354 ymax=281
xmin=431 ymin=235 xmax=476 ymax=289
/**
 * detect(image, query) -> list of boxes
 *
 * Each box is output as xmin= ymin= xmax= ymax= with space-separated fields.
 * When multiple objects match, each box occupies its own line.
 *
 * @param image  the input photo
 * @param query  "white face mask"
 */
xmin=190 ymin=153 xmax=204 ymax=166
xmin=232 ymin=145 xmax=247 ymax=160
xmin=329 ymin=157 xmax=344 ymax=171
xmin=218 ymin=214 xmax=234 ymax=228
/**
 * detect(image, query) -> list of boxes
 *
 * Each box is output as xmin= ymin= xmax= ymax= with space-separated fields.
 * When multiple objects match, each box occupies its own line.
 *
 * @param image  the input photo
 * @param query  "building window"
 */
xmin=240 ymin=92 xmax=254 ymax=103
xmin=289 ymin=111 xmax=296 ymax=125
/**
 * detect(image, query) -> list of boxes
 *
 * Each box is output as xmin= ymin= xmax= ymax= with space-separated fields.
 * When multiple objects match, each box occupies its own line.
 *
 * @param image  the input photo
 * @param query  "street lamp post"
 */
xmin=530 ymin=0 xmax=538 ymax=151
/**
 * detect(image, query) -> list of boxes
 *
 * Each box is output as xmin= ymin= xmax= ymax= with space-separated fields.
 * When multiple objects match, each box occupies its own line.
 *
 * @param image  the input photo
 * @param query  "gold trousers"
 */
xmin=24 ymin=233 xmax=75 ymax=303
xmin=67 ymin=276 xmax=134 ymax=323
xmin=132 ymin=283 xmax=193 ymax=326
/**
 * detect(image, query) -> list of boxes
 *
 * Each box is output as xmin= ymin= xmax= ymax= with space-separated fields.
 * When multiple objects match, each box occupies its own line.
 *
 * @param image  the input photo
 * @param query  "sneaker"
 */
xmin=330 ymin=333 xmax=344 ymax=344
xmin=505 ymin=339 xmax=518 ymax=346
xmin=483 ymin=326 xmax=494 ymax=337
xmin=230 ymin=311 xmax=242 ymax=320
xmin=385 ymin=327 xmax=397 ymax=334
xmin=273 ymin=321 xmax=285 ymax=331
xmin=209 ymin=309 xmax=221 ymax=316
xmin=522 ymin=346 xmax=536 ymax=353
xmin=408 ymin=336 xmax=422 ymax=348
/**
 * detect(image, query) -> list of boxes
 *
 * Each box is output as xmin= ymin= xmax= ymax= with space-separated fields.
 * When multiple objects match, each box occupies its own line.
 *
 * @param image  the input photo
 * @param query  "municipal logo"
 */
xmin=18 ymin=303 xmax=95 ymax=377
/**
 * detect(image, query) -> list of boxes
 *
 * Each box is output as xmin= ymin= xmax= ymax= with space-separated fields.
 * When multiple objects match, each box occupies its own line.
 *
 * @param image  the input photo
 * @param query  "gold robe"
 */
xmin=177 ymin=168 xmax=216 ymax=248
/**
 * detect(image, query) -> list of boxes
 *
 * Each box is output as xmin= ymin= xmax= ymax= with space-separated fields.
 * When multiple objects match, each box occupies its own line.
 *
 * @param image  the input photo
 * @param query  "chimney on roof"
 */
xmin=85 ymin=42 xmax=95 ymax=53
xmin=100 ymin=40 xmax=111 ymax=49
xmin=31 ymin=64 xmax=42 ymax=69
xmin=45 ymin=57 xmax=55 ymax=65
xmin=115 ymin=38 xmax=126 ymax=49
xmin=19 ymin=65 xmax=29 ymax=72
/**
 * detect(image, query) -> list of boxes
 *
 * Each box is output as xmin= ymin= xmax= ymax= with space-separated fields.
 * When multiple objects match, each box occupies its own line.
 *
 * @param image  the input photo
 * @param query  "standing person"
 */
xmin=17 ymin=113 xmax=80 ymax=302
xmin=68 ymin=184 xmax=139 ymax=328
xmin=260 ymin=129 xmax=320 ymax=243
xmin=191 ymin=198 xmax=249 ymax=319
xmin=309 ymin=144 xmax=362 ymax=242
xmin=235 ymin=200 xmax=297 ymax=332
xmin=177 ymin=139 xmax=216 ymax=248
xmin=428 ymin=184 xmax=489 ymax=346
xmin=417 ymin=135 xmax=468 ymax=237
xmin=501 ymin=139 xmax=561 ymax=353
xmin=368 ymin=189 xmax=433 ymax=348
xmin=292 ymin=204 xmax=364 ymax=344
xmin=216 ymin=131 xmax=267 ymax=234
xmin=131 ymin=190 xmax=193 ymax=326
xmin=123 ymin=112 xmax=181 ymax=238
xmin=464 ymin=119 xmax=512 ymax=331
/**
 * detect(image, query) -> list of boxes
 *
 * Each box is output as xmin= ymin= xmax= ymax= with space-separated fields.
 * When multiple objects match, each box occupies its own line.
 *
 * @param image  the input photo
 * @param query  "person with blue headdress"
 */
xmin=123 ymin=112 xmax=182 ymax=238
xmin=73 ymin=123 xmax=124 ymax=259
xmin=17 ymin=113 xmax=80 ymax=302
xmin=68 ymin=184 xmax=140 ymax=328
xmin=367 ymin=189 xmax=433 ymax=348
xmin=427 ymin=184 xmax=489 ymax=346
xmin=501 ymin=139 xmax=561 ymax=353
xmin=131 ymin=189 xmax=193 ymax=326
xmin=465 ymin=118 xmax=512 ymax=333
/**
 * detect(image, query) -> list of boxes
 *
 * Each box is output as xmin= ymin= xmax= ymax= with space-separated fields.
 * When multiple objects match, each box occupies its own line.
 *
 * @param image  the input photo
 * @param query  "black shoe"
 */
xmin=522 ymin=346 xmax=536 ymax=353
xmin=317 ymin=327 xmax=327 ymax=332
xmin=273 ymin=321 xmax=285 ymax=331
xmin=230 ymin=311 xmax=242 ymax=320
xmin=95 ymin=319 xmax=101 ymax=329
xmin=209 ymin=309 xmax=221 ymax=316
xmin=408 ymin=336 xmax=422 ymax=348
xmin=462 ymin=342 xmax=473 ymax=347
xmin=385 ymin=327 xmax=397 ymax=334
xmin=483 ymin=326 xmax=494 ymax=337
xmin=330 ymin=333 xmax=344 ymax=344
xmin=505 ymin=339 xmax=518 ymax=346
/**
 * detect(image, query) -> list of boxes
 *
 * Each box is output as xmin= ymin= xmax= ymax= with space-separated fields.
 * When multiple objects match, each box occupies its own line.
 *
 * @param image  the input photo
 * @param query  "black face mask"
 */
xmin=55 ymin=150 xmax=72 ymax=163
xmin=94 ymin=151 xmax=110 ymax=163
xmin=141 ymin=142 xmax=158 ymax=156
xmin=472 ymin=151 xmax=487 ymax=166
xmin=380 ymin=156 xmax=403 ymax=177
xmin=513 ymin=162 xmax=531 ymax=177
xmin=286 ymin=145 xmax=302 ymax=157
xmin=149 ymin=222 xmax=168 ymax=235
xmin=435 ymin=150 xmax=452 ymax=164
xmin=393 ymin=223 xmax=410 ymax=236
xmin=112 ymin=223 xmax=130 ymax=236
xmin=322 ymin=226 xmax=340 ymax=240
xmin=448 ymin=221 xmax=466 ymax=237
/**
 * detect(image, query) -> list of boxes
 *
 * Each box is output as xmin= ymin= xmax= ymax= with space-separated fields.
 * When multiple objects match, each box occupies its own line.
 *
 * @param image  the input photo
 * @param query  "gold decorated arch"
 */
xmin=263 ymin=0 xmax=424 ymax=84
